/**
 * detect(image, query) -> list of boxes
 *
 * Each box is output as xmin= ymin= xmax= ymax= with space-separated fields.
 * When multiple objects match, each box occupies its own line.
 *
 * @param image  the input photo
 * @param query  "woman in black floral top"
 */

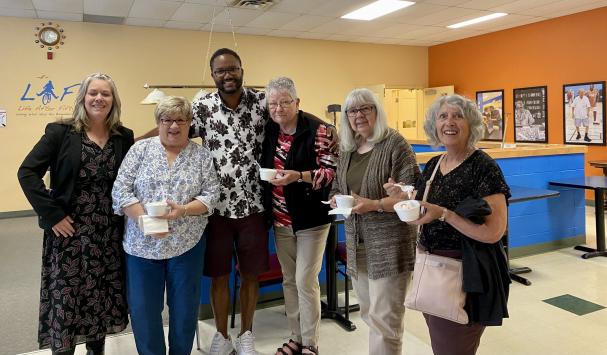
xmin=386 ymin=94 xmax=510 ymax=355
xmin=18 ymin=73 xmax=132 ymax=355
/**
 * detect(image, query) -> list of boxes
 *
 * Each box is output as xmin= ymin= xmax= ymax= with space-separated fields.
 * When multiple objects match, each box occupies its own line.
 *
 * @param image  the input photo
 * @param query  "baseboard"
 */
xmin=510 ymin=235 xmax=586 ymax=258
xmin=0 ymin=210 xmax=36 ymax=219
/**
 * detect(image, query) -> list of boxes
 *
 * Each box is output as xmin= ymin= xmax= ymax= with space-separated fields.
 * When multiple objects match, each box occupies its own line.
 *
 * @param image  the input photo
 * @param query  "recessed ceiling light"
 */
xmin=341 ymin=0 xmax=415 ymax=21
xmin=447 ymin=13 xmax=508 ymax=29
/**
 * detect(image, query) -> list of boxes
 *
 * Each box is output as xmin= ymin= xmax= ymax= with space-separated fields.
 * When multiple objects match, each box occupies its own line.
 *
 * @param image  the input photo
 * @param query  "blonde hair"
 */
xmin=63 ymin=73 xmax=123 ymax=135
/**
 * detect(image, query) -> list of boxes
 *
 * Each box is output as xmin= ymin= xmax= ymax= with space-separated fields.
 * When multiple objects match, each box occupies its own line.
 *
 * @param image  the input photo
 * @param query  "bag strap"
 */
xmin=417 ymin=154 xmax=445 ymax=237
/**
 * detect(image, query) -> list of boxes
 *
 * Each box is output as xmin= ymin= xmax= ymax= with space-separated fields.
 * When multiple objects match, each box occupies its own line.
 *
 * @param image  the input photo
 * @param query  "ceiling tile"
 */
xmin=295 ymin=32 xmax=330 ymax=40
xmin=84 ymin=0 xmax=133 ymax=17
xmin=411 ymin=7 xmax=487 ymax=26
xmin=398 ymin=25 xmax=446 ymax=39
xmin=201 ymin=23 xmax=237 ymax=33
xmin=124 ymin=17 xmax=167 ymax=27
xmin=523 ymin=0 xmax=607 ymax=17
xmin=269 ymin=0 xmax=328 ymax=14
xmin=541 ymin=0 xmax=607 ymax=18
xmin=266 ymin=29 xmax=303 ymax=38
xmin=490 ymin=0 xmax=558 ymax=14
xmin=165 ymin=20 xmax=203 ymax=29
xmin=244 ymin=11 xmax=299 ymax=29
xmin=309 ymin=19 xmax=374 ymax=35
xmin=0 ymin=0 xmax=33 ymax=10
xmin=0 ymin=7 xmax=35 ymax=17
xmin=37 ymin=10 xmax=83 ymax=21
xmin=382 ymin=2 xmax=448 ymax=23
xmin=184 ymin=0 xmax=228 ymax=4
xmin=237 ymin=26 xmax=272 ymax=36
xmin=457 ymin=0 xmax=516 ymax=10
xmin=129 ymin=0 xmax=180 ymax=20
xmin=373 ymin=23 xmax=426 ymax=38
xmin=325 ymin=34 xmax=359 ymax=42
xmin=171 ymin=3 xmax=215 ymax=23
xmin=278 ymin=14 xmax=332 ymax=31
xmin=307 ymin=0 xmax=372 ymax=17
xmin=32 ymin=0 xmax=82 ymax=13
xmin=422 ymin=0 xmax=470 ymax=5
xmin=209 ymin=7 xmax=262 ymax=27
xmin=418 ymin=28 xmax=483 ymax=41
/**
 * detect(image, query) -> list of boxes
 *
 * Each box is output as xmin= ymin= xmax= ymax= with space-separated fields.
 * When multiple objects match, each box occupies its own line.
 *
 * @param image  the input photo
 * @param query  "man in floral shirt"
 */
xmin=190 ymin=48 xmax=268 ymax=355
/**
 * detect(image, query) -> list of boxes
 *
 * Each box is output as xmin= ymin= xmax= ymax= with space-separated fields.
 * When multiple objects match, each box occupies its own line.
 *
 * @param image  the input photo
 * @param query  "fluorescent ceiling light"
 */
xmin=447 ymin=13 xmax=508 ymax=29
xmin=341 ymin=0 xmax=415 ymax=21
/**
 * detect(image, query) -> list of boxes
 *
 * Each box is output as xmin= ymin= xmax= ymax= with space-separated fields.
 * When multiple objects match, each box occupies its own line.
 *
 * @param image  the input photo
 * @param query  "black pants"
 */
xmin=52 ymin=338 xmax=105 ymax=355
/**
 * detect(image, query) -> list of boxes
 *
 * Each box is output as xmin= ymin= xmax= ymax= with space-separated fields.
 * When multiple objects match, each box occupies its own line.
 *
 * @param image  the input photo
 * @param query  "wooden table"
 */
xmin=550 ymin=177 xmax=607 ymax=259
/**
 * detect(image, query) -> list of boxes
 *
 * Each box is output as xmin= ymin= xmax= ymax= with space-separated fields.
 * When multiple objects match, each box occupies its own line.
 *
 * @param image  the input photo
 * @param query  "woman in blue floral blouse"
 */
xmin=112 ymin=96 xmax=220 ymax=355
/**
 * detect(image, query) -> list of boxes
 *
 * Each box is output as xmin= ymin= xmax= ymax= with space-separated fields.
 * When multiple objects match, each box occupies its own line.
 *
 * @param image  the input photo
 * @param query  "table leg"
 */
xmin=321 ymin=221 xmax=357 ymax=331
xmin=575 ymin=188 xmax=607 ymax=259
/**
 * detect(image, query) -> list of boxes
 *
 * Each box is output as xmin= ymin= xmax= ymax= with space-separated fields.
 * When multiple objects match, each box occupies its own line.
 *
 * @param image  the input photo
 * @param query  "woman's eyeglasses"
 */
xmin=268 ymin=100 xmax=295 ymax=110
xmin=160 ymin=118 xmax=189 ymax=126
xmin=346 ymin=105 xmax=374 ymax=117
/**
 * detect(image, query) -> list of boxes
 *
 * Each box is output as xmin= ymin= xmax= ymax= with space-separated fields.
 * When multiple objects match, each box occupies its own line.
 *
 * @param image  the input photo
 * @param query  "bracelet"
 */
xmin=183 ymin=205 xmax=188 ymax=217
xmin=297 ymin=171 xmax=304 ymax=183
xmin=377 ymin=198 xmax=384 ymax=213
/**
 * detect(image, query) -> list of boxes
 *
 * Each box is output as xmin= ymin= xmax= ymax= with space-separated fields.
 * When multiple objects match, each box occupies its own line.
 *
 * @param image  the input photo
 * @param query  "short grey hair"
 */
xmin=424 ymin=94 xmax=484 ymax=149
xmin=154 ymin=96 xmax=193 ymax=123
xmin=266 ymin=76 xmax=298 ymax=100
xmin=339 ymin=88 xmax=389 ymax=152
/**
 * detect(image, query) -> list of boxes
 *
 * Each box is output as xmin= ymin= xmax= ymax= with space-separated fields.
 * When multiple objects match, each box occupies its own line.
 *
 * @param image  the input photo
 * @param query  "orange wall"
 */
xmin=429 ymin=6 xmax=607 ymax=179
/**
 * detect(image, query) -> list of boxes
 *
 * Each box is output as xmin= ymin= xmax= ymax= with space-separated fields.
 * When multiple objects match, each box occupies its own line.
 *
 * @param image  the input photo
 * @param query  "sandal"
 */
xmin=302 ymin=345 xmax=319 ymax=355
xmin=275 ymin=339 xmax=302 ymax=355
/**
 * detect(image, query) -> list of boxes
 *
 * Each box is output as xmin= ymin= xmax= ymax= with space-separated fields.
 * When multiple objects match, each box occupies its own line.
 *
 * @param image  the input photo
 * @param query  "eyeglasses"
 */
xmin=268 ymin=100 xmax=295 ymax=110
xmin=212 ymin=67 xmax=241 ymax=77
xmin=346 ymin=105 xmax=374 ymax=117
xmin=160 ymin=118 xmax=189 ymax=126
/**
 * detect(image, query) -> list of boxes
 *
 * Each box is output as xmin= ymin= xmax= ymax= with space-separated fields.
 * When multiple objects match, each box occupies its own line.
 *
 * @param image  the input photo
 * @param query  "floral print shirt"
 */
xmin=112 ymin=137 xmax=219 ymax=259
xmin=191 ymin=88 xmax=268 ymax=218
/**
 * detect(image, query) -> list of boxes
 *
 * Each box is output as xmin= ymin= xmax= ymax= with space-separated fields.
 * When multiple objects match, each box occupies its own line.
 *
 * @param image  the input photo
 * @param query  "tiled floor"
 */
xmin=19 ymin=209 xmax=607 ymax=355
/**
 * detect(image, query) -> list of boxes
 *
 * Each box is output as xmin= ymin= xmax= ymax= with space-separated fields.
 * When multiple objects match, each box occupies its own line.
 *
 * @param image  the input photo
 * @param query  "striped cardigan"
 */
xmin=331 ymin=128 xmax=420 ymax=280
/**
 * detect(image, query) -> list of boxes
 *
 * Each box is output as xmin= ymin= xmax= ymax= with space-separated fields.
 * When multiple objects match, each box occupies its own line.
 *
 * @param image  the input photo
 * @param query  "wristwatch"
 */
xmin=297 ymin=171 xmax=304 ymax=183
xmin=377 ymin=198 xmax=384 ymax=213
xmin=438 ymin=207 xmax=448 ymax=222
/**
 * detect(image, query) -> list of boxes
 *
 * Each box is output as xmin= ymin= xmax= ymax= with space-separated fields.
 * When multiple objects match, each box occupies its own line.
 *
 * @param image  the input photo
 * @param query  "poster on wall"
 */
xmin=476 ymin=90 xmax=504 ymax=141
xmin=563 ymin=81 xmax=605 ymax=145
xmin=0 ymin=109 xmax=6 ymax=127
xmin=513 ymin=86 xmax=547 ymax=143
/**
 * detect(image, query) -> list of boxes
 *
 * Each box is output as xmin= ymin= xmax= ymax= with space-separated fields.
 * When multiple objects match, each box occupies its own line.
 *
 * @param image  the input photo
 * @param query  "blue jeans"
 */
xmin=126 ymin=237 xmax=205 ymax=355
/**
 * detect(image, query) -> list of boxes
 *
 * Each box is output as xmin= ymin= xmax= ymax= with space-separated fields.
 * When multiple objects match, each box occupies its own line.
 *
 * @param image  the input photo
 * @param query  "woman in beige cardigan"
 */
xmin=329 ymin=88 xmax=420 ymax=355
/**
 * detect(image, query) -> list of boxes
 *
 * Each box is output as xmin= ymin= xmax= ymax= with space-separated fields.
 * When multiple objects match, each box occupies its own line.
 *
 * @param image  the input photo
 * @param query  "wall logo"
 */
xmin=17 ymin=76 xmax=81 ymax=119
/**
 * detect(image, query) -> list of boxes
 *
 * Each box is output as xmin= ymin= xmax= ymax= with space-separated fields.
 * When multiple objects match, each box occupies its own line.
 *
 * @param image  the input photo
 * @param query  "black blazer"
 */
xmin=18 ymin=122 xmax=134 ymax=230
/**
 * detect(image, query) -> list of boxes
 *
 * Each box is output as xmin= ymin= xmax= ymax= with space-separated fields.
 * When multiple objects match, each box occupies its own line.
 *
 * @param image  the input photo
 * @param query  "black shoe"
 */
xmin=584 ymin=135 xmax=591 ymax=142
xmin=576 ymin=132 xmax=581 ymax=139
xmin=594 ymin=122 xmax=600 ymax=125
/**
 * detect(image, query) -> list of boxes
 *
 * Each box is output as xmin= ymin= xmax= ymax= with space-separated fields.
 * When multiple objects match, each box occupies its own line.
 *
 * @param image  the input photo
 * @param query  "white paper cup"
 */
xmin=145 ymin=201 xmax=169 ymax=217
xmin=335 ymin=195 xmax=355 ymax=209
xmin=259 ymin=168 xmax=277 ymax=181
xmin=394 ymin=200 xmax=421 ymax=222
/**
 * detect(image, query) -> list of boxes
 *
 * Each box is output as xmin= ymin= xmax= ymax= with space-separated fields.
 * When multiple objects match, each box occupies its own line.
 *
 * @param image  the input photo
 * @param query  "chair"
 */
xmin=335 ymin=241 xmax=359 ymax=319
xmin=230 ymin=253 xmax=284 ymax=328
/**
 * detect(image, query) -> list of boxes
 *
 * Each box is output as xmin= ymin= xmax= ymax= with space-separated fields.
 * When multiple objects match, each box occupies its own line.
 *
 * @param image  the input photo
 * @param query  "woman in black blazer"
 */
xmin=18 ymin=73 xmax=133 ymax=355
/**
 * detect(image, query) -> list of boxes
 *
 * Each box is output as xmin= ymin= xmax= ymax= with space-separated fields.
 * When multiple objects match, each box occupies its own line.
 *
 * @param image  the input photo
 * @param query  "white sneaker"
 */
xmin=209 ymin=331 xmax=235 ymax=355
xmin=233 ymin=330 xmax=258 ymax=355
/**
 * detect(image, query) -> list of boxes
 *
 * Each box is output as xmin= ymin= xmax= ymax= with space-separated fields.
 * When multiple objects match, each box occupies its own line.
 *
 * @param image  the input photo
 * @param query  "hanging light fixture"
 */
xmin=140 ymin=88 xmax=167 ymax=105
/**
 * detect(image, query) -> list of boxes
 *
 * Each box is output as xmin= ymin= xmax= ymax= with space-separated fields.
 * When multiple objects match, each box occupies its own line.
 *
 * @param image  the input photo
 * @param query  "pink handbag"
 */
xmin=404 ymin=154 xmax=469 ymax=324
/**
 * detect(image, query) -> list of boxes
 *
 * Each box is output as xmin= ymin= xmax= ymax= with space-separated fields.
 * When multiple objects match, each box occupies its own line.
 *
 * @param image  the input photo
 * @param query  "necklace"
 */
xmin=443 ymin=148 xmax=474 ymax=174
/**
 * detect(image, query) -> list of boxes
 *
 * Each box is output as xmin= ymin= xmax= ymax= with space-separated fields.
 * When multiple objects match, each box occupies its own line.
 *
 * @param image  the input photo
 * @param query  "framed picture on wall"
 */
xmin=513 ymin=86 xmax=547 ymax=143
xmin=476 ymin=90 xmax=504 ymax=141
xmin=563 ymin=81 xmax=605 ymax=145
